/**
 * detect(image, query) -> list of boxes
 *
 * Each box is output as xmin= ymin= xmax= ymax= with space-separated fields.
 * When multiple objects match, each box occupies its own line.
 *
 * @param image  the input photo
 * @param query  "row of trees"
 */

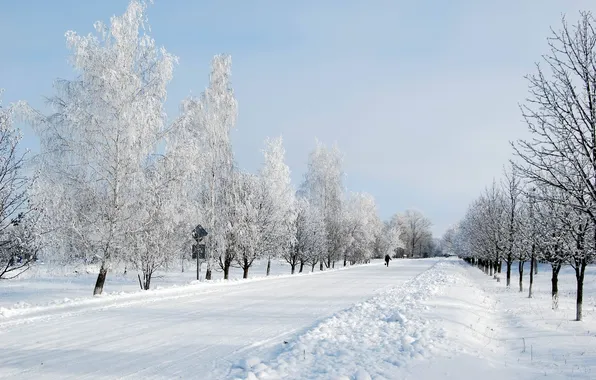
xmin=0 ymin=1 xmax=435 ymax=293
xmin=446 ymin=12 xmax=596 ymax=321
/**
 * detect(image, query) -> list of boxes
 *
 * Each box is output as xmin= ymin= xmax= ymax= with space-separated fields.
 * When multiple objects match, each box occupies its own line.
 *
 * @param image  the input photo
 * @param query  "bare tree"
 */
xmin=513 ymin=12 xmax=596 ymax=320
xmin=502 ymin=164 xmax=522 ymax=286
xmin=0 ymin=93 xmax=37 ymax=279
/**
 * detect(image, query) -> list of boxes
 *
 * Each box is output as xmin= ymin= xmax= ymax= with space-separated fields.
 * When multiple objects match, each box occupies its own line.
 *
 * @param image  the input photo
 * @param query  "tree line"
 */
xmin=445 ymin=12 xmax=596 ymax=322
xmin=0 ymin=1 xmax=435 ymax=292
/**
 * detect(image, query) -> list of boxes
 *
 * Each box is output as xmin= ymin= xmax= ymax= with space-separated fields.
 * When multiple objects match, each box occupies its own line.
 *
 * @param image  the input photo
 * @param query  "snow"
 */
xmin=1 ymin=258 xmax=595 ymax=379
xmin=0 ymin=259 xmax=329 ymax=317
xmin=0 ymin=258 xmax=435 ymax=379
xmin=232 ymin=259 xmax=596 ymax=380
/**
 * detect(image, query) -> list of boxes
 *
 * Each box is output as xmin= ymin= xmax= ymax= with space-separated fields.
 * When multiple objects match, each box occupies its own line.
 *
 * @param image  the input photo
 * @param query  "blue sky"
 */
xmin=1 ymin=0 xmax=594 ymax=236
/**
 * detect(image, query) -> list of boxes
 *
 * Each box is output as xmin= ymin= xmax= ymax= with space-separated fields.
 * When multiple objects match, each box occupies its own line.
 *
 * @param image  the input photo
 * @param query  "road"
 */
xmin=0 ymin=259 xmax=436 ymax=379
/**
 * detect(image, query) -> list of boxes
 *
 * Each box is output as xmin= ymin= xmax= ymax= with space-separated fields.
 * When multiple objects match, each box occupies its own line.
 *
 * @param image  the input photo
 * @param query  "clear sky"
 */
xmin=1 ymin=0 xmax=594 ymax=237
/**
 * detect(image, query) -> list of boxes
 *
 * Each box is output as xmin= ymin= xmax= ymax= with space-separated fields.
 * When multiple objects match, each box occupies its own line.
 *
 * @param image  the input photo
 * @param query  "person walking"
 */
xmin=384 ymin=254 xmax=391 ymax=267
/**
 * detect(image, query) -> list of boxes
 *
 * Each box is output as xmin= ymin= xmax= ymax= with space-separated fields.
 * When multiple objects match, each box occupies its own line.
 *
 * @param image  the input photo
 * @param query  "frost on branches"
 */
xmin=30 ymin=0 xmax=176 ymax=294
xmin=174 ymin=54 xmax=237 ymax=281
xmin=9 ymin=0 xmax=419 ymax=291
xmin=259 ymin=137 xmax=297 ymax=275
xmin=300 ymin=140 xmax=344 ymax=270
xmin=0 ymin=91 xmax=38 ymax=279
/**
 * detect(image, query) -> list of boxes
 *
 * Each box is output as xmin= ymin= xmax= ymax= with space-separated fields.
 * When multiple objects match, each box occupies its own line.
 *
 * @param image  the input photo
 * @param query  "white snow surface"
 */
xmin=1 ymin=258 xmax=596 ymax=379
xmin=0 ymin=258 xmax=436 ymax=379
xmin=232 ymin=259 xmax=454 ymax=379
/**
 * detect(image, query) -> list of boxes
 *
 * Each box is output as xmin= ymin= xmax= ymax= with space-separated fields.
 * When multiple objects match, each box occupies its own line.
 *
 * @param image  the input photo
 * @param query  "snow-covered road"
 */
xmin=0 ymin=259 xmax=437 ymax=379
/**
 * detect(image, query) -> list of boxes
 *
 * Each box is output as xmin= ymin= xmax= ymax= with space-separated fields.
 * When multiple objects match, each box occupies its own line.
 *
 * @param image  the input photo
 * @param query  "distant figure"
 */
xmin=384 ymin=254 xmax=391 ymax=267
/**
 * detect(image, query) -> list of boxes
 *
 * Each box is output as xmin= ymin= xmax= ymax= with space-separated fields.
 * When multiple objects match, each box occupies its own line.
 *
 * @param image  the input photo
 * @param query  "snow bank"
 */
xmin=0 ymin=260 xmax=377 ymax=320
xmin=231 ymin=260 xmax=457 ymax=379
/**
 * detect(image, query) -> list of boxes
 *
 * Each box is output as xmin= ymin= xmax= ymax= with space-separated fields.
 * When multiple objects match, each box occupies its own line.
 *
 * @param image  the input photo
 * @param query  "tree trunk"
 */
xmin=93 ymin=264 xmax=108 ymax=295
xmin=574 ymin=260 xmax=586 ymax=321
xmin=223 ymin=264 xmax=230 ymax=280
xmin=319 ymin=261 xmax=324 ymax=271
xmin=299 ymin=261 xmax=304 ymax=273
xmin=312 ymin=263 xmax=316 ymax=272
xmin=489 ymin=263 xmax=493 ymax=277
xmin=343 ymin=255 xmax=347 ymax=267
xmin=243 ymin=266 xmax=249 ymax=279
xmin=143 ymin=272 xmax=151 ymax=290
xmin=518 ymin=261 xmax=524 ymax=292
xmin=551 ymin=262 xmax=561 ymax=310
xmin=266 ymin=257 xmax=271 ymax=276
xmin=206 ymin=268 xmax=212 ymax=280
xmin=291 ymin=263 xmax=296 ymax=274
xmin=332 ymin=261 xmax=335 ymax=269
xmin=506 ymin=259 xmax=512 ymax=287
xmin=498 ymin=260 xmax=502 ymax=273
xmin=529 ymin=251 xmax=535 ymax=298
xmin=534 ymin=259 xmax=538 ymax=275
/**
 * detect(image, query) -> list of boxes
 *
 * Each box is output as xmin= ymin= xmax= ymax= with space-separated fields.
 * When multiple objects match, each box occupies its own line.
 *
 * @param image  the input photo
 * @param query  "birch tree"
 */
xmin=398 ymin=210 xmax=432 ymax=258
xmin=30 ymin=0 xmax=175 ymax=294
xmin=300 ymin=140 xmax=344 ymax=270
xmin=234 ymin=172 xmax=262 ymax=279
xmin=259 ymin=137 xmax=296 ymax=275
xmin=285 ymin=197 xmax=324 ymax=274
xmin=175 ymin=54 xmax=237 ymax=280
xmin=127 ymin=156 xmax=181 ymax=289
xmin=342 ymin=192 xmax=379 ymax=265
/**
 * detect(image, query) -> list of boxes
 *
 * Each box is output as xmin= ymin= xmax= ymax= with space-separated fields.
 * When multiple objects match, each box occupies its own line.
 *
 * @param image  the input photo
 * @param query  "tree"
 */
xmin=28 ymin=0 xmax=176 ymax=294
xmin=513 ymin=12 xmax=596 ymax=320
xmin=502 ymin=164 xmax=522 ymax=286
xmin=374 ymin=215 xmax=404 ymax=259
xmin=285 ymin=197 xmax=324 ymax=274
xmin=398 ymin=210 xmax=432 ymax=258
xmin=127 ymin=156 xmax=181 ymax=290
xmin=259 ymin=137 xmax=296 ymax=275
xmin=0 ymin=92 xmax=37 ymax=279
xmin=342 ymin=193 xmax=379 ymax=265
xmin=183 ymin=54 xmax=238 ymax=281
xmin=234 ymin=172 xmax=262 ymax=279
xmin=300 ymin=140 xmax=344 ymax=269
xmin=533 ymin=185 xmax=573 ymax=310
xmin=440 ymin=225 xmax=458 ymax=257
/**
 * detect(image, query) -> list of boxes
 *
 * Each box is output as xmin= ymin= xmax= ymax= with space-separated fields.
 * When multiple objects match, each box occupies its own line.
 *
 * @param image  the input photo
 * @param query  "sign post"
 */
xmin=192 ymin=225 xmax=208 ymax=281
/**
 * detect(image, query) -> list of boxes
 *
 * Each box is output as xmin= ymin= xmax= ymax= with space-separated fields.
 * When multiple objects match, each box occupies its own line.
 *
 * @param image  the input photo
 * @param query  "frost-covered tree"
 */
xmin=532 ymin=185 xmax=574 ymax=309
xmin=342 ymin=193 xmax=379 ymax=265
xmin=29 ymin=1 xmax=176 ymax=294
xmin=383 ymin=214 xmax=405 ymax=258
xmin=259 ymin=137 xmax=296 ymax=275
xmin=300 ymin=140 xmax=344 ymax=269
xmin=234 ymin=172 xmax=262 ymax=279
xmin=440 ymin=225 xmax=458 ymax=257
xmin=173 ymin=54 xmax=237 ymax=280
xmin=0 ymin=92 xmax=37 ymax=279
xmin=127 ymin=156 xmax=181 ymax=289
xmin=502 ymin=165 xmax=522 ymax=287
xmin=285 ymin=197 xmax=325 ymax=274
xmin=513 ymin=12 xmax=596 ymax=320
xmin=398 ymin=210 xmax=433 ymax=258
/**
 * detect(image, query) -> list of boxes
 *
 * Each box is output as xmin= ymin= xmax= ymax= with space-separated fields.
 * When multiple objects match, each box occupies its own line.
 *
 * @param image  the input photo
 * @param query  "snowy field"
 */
xmin=1 ymin=258 xmax=595 ymax=379
xmin=0 ymin=259 xmax=309 ymax=315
